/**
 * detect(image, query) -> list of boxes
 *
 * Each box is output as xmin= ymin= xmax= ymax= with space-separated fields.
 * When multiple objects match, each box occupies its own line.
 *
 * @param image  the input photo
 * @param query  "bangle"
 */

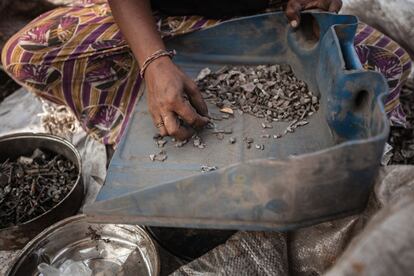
xmin=139 ymin=49 xmax=176 ymax=79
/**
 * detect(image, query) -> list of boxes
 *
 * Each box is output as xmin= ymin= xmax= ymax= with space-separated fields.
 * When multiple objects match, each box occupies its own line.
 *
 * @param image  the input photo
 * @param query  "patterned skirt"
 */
xmin=1 ymin=0 xmax=412 ymax=145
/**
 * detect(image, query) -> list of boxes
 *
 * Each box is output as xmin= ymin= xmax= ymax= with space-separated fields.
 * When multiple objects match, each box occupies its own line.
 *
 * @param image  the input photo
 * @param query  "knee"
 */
xmin=1 ymin=30 xmax=58 ymax=93
xmin=1 ymin=33 xmax=21 ymax=79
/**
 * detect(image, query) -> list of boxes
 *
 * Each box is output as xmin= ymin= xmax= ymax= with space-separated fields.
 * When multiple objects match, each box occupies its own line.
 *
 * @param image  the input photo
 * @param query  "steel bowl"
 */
xmin=0 ymin=133 xmax=84 ymax=250
xmin=7 ymin=215 xmax=160 ymax=276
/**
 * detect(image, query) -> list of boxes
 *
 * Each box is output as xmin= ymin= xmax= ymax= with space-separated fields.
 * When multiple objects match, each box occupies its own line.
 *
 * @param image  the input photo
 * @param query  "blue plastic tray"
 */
xmin=85 ymin=12 xmax=389 ymax=231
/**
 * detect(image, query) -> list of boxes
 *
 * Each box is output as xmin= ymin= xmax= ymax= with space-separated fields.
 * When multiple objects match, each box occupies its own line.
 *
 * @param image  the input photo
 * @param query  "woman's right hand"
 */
xmin=144 ymin=56 xmax=210 ymax=141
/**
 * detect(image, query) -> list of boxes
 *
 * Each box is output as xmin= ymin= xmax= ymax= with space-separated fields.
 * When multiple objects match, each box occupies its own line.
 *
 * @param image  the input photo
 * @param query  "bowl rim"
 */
xmin=7 ymin=214 xmax=161 ymax=276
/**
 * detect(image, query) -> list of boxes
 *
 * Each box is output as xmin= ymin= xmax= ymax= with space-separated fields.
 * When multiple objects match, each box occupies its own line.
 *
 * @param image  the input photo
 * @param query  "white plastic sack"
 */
xmin=342 ymin=0 xmax=414 ymax=58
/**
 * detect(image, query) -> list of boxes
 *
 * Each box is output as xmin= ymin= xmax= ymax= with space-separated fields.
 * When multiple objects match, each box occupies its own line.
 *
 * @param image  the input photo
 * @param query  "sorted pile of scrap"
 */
xmin=0 ymin=149 xmax=78 ymax=228
xmin=196 ymin=64 xmax=319 ymax=123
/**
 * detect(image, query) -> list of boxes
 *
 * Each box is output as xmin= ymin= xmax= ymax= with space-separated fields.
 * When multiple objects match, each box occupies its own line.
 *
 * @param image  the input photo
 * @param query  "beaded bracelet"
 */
xmin=139 ymin=49 xmax=176 ymax=79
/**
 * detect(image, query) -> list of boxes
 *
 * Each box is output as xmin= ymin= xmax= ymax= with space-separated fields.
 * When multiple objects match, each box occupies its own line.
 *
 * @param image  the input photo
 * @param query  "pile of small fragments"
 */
xmin=38 ymin=102 xmax=78 ymax=139
xmin=196 ymin=64 xmax=319 ymax=123
xmin=0 ymin=149 xmax=78 ymax=228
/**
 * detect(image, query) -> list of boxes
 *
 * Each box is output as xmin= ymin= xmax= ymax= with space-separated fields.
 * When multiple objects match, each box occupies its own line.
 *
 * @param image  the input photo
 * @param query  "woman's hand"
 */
xmin=145 ymin=56 xmax=210 ymax=140
xmin=285 ymin=0 xmax=342 ymax=27
xmin=109 ymin=0 xmax=208 ymax=140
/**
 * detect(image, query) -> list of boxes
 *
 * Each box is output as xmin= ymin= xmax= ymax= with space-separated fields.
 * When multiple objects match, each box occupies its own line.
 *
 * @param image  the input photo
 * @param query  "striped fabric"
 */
xmin=1 ymin=0 xmax=412 ymax=145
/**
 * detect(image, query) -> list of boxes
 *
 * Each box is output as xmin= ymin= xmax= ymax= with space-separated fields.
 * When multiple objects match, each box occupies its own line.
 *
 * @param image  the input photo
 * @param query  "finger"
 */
xmin=328 ymin=0 xmax=342 ymax=12
xmin=157 ymin=120 xmax=168 ymax=137
xmin=163 ymin=111 xmax=194 ymax=140
xmin=175 ymin=100 xmax=210 ymax=129
xmin=304 ymin=0 xmax=327 ymax=10
xmin=285 ymin=0 xmax=303 ymax=28
xmin=185 ymin=79 xmax=209 ymax=116
xmin=150 ymin=111 xmax=168 ymax=136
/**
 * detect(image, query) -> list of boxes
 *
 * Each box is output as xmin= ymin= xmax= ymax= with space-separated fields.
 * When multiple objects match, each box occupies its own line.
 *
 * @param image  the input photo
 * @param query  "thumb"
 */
xmin=285 ymin=0 xmax=303 ymax=28
xmin=329 ymin=0 xmax=343 ymax=12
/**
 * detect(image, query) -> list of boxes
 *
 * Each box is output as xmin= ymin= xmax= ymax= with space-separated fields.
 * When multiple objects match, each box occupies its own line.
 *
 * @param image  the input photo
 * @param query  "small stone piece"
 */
xmin=201 ymin=165 xmax=218 ymax=173
xmin=216 ymin=133 xmax=225 ymax=140
xmin=206 ymin=122 xmax=216 ymax=129
xmin=229 ymin=137 xmax=237 ymax=144
xmin=153 ymin=133 xmax=162 ymax=140
xmin=193 ymin=135 xmax=206 ymax=149
xmin=156 ymin=151 xmax=168 ymax=162
xmin=196 ymin=67 xmax=211 ymax=81
xmin=156 ymin=139 xmax=167 ymax=148
xmin=149 ymin=151 xmax=168 ymax=162
xmin=213 ymin=128 xmax=233 ymax=134
xmin=294 ymin=120 xmax=309 ymax=127
xmin=30 ymin=149 xmax=46 ymax=160
xmin=261 ymin=122 xmax=273 ymax=129
xmin=244 ymin=137 xmax=254 ymax=149
xmin=175 ymin=139 xmax=188 ymax=148
xmin=17 ymin=156 xmax=33 ymax=165
xmin=261 ymin=134 xmax=270 ymax=139
xmin=220 ymin=107 xmax=234 ymax=115
xmin=244 ymin=137 xmax=254 ymax=143
xmin=255 ymin=144 xmax=265 ymax=150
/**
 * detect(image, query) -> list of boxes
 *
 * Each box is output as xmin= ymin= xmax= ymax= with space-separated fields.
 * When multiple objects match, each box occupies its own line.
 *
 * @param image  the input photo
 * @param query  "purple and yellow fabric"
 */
xmin=1 ymin=0 xmax=412 ymax=145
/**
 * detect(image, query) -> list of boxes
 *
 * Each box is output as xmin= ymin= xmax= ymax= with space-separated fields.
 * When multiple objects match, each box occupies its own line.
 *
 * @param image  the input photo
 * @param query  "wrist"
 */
xmin=144 ymin=56 xmax=174 ymax=79
xmin=140 ymin=49 xmax=176 ymax=79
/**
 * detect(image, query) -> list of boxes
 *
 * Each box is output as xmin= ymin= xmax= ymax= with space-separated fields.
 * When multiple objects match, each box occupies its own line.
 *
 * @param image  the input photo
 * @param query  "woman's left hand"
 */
xmin=285 ymin=0 xmax=342 ymax=28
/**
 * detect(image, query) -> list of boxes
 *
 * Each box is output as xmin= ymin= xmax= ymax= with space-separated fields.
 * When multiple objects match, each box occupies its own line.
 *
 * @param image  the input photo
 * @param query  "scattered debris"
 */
xmin=261 ymin=134 xmax=271 ymax=139
xmin=149 ymin=150 xmax=168 ymax=162
xmin=175 ymin=140 xmax=188 ymax=148
xmin=200 ymin=165 xmax=218 ymax=173
xmin=255 ymin=144 xmax=265 ymax=150
xmin=212 ymin=128 xmax=233 ymax=135
xmin=220 ymin=107 xmax=234 ymax=115
xmin=244 ymin=137 xmax=254 ymax=149
xmin=193 ymin=135 xmax=206 ymax=149
xmin=195 ymin=67 xmax=211 ymax=81
xmin=0 ymin=149 xmax=78 ymax=229
xmin=216 ymin=133 xmax=225 ymax=140
xmin=154 ymin=138 xmax=167 ymax=148
xmin=229 ymin=137 xmax=237 ymax=144
xmin=261 ymin=122 xmax=273 ymax=129
xmin=206 ymin=122 xmax=216 ymax=129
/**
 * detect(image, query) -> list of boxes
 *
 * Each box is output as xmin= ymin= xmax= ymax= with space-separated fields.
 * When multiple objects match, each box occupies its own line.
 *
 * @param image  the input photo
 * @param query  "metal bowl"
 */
xmin=7 ymin=215 xmax=160 ymax=276
xmin=0 ymin=133 xmax=84 ymax=250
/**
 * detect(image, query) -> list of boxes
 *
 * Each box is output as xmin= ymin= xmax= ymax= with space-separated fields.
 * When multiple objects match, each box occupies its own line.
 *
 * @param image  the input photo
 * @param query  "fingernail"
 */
xmin=291 ymin=20 xmax=298 ymax=28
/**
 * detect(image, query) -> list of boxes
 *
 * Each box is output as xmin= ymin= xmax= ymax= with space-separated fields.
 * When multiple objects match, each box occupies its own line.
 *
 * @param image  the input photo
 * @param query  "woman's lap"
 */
xmin=1 ymin=1 xmax=412 ymax=145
